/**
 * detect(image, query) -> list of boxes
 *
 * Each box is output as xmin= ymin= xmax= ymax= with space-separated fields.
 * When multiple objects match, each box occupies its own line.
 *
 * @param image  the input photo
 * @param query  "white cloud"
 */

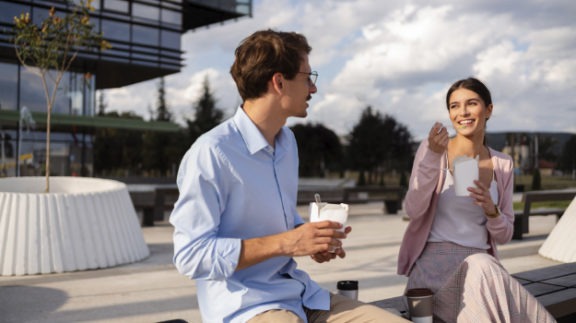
xmin=104 ymin=0 xmax=576 ymax=141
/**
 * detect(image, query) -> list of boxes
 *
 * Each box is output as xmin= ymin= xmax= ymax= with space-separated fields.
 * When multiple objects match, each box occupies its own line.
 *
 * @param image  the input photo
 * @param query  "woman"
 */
xmin=397 ymin=77 xmax=554 ymax=322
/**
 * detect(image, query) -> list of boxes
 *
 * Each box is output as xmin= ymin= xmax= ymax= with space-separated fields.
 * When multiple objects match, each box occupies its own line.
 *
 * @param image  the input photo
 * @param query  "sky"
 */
xmin=102 ymin=0 xmax=576 ymax=141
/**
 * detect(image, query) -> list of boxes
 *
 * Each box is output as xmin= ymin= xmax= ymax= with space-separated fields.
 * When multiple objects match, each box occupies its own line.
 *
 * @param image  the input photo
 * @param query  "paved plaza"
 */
xmin=0 ymin=202 xmax=561 ymax=322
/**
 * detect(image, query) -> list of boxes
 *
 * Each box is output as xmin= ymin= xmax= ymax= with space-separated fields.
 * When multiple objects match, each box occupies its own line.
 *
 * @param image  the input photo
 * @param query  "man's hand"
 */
xmin=282 ymin=220 xmax=348 ymax=257
xmin=310 ymin=225 xmax=351 ymax=263
xmin=237 ymin=221 xmax=349 ymax=270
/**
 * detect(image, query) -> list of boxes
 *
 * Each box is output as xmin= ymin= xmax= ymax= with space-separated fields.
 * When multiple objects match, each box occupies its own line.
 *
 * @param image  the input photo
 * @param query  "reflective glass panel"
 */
xmin=20 ymin=68 xmax=46 ymax=113
xmin=0 ymin=3 xmax=29 ymax=24
xmin=32 ymin=7 xmax=50 ymax=24
xmin=132 ymin=24 xmax=159 ymax=45
xmin=133 ymin=3 xmax=159 ymax=21
xmin=103 ymin=0 xmax=129 ymax=12
xmin=51 ymin=71 xmax=70 ymax=115
xmin=161 ymin=8 xmax=181 ymax=26
xmin=161 ymin=30 xmax=180 ymax=49
xmin=101 ymin=19 xmax=130 ymax=41
xmin=0 ymin=62 xmax=18 ymax=111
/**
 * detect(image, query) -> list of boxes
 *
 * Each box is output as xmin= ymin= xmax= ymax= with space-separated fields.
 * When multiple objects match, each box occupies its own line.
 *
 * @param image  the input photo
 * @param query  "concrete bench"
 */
xmin=342 ymin=186 xmax=406 ymax=214
xmin=129 ymin=186 xmax=179 ymax=226
xmin=513 ymin=189 xmax=576 ymax=240
xmin=371 ymin=262 xmax=576 ymax=322
xmin=297 ymin=189 xmax=344 ymax=205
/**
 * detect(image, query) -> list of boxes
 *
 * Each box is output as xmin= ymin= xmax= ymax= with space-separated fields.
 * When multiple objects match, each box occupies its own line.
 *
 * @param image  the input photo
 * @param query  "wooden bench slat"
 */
xmin=538 ymin=289 xmax=576 ymax=318
xmin=512 ymin=263 xmax=576 ymax=282
xmin=522 ymin=282 xmax=566 ymax=296
xmin=543 ymin=274 xmax=576 ymax=288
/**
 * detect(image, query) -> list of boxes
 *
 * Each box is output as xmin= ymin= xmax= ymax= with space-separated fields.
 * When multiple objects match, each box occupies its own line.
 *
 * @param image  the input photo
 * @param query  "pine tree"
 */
xmin=347 ymin=106 xmax=413 ymax=186
xmin=97 ymin=91 xmax=107 ymax=115
xmin=187 ymin=77 xmax=224 ymax=143
xmin=142 ymin=77 xmax=175 ymax=175
xmin=156 ymin=77 xmax=171 ymax=121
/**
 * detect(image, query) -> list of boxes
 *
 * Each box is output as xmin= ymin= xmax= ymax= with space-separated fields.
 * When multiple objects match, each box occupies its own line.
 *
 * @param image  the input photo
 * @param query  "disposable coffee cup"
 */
xmin=453 ymin=155 xmax=479 ymax=196
xmin=337 ymin=280 xmax=358 ymax=300
xmin=405 ymin=288 xmax=433 ymax=323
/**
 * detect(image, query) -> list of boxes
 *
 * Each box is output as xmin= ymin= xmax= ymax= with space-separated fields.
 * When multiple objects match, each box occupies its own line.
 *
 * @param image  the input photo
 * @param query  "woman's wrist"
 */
xmin=485 ymin=205 xmax=500 ymax=218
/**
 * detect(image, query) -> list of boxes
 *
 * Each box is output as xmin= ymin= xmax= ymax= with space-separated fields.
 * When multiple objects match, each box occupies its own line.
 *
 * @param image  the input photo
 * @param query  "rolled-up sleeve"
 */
xmin=170 ymin=142 xmax=242 ymax=280
xmin=487 ymin=152 xmax=515 ymax=244
xmin=404 ymin=141 xmax=443 ymax=220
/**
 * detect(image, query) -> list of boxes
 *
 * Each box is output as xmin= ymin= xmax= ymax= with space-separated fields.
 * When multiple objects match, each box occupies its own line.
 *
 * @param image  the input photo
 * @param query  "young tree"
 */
xmin=13 ymin=0 xmax=110 ymax=191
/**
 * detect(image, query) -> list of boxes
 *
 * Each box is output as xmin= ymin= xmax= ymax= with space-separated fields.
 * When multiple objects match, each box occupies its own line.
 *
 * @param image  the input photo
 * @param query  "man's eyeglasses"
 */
xmin=298 ymin=71 xmax=318 ymax=86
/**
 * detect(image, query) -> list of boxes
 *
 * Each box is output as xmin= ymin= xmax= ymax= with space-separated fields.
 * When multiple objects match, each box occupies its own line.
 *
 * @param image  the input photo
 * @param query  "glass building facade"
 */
xmin=0 ymin=0 xmax=252 ymax=176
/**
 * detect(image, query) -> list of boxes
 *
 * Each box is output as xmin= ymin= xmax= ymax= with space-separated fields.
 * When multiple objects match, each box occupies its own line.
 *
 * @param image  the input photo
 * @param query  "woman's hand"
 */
xmin=469 ymin=179 xmax=499 ymax=218
xmin=428 ymin=122 xmax=449 ymax=154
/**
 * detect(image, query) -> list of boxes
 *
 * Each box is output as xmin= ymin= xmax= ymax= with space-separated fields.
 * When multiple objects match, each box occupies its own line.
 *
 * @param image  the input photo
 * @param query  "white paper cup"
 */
xmin=453 ymin=157 xmax=479 ymax=196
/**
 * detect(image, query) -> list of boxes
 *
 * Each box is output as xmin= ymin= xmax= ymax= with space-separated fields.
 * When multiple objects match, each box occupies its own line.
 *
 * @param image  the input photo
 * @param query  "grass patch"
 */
xmin=515 ymin=174 xmax=576 ymax=190
xmin=513 ymin=201 xmax=571 ymax=211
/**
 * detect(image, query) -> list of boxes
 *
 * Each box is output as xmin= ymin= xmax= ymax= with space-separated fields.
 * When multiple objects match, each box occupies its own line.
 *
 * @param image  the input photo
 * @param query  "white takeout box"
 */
xmin=310 ymin=202 xmax=349 ymax=232
xmin=453 ymin=155 xmax=479 ymax=196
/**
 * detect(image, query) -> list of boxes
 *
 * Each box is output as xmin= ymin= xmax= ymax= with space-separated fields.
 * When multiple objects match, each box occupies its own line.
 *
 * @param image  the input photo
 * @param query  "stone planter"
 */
xmin=0 ymin=177 xmax=149 ymax=276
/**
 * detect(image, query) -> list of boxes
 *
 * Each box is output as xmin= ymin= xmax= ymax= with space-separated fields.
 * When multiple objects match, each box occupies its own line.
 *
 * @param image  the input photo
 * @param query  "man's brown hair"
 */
xmin=230 ymin=29 xmax=312 ymax=101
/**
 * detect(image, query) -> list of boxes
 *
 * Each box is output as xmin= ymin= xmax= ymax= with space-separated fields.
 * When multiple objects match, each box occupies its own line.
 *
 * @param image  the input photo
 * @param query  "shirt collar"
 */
xmin=234 ymin=106 xmax=272 ymax=155
xmin=233 ymin=106 xmax=290 ymax=156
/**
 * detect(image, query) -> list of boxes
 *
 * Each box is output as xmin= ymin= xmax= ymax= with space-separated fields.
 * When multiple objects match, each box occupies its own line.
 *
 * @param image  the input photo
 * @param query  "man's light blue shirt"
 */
xmin=170 ymin=107 xmax=329 ymax=323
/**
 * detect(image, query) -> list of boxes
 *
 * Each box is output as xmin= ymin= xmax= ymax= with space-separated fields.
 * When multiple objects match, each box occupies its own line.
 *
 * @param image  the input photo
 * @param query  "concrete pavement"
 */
xmin=0 ymin=203 xmax=561 ymax=323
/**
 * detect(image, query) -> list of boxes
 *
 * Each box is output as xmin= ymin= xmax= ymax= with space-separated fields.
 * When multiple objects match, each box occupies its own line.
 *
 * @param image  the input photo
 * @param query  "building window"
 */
xmin=31 ymin=6 xmax=51 ymax=23
xmin=161 ymin=8 xmax=181 ymax=27
xmin=103 ymin=0 xmax=129 ymax=13
xmin=132 ymin=24 xmax=159 ymax=46
xmin=0 ymin=3 xmax=29 ymax=24
xmin=69 ymin=73 xmax=84 ymax=115
xmin=161 ymin=29 xmax=180 ymax=49
xmin=133 ymin=3 xmax=159 ymax=23
xmin=71 ymin=0 xmax=101 ymax=10
xmin=84 ymin=76 xmax=96 ymax=116
xmin=101 ymin=18 xmax=130 ymax=42
xmin=19 ymin=69 xmax=48 ymax=114
xmin=0 ymin=62 xmax=18 ymax=111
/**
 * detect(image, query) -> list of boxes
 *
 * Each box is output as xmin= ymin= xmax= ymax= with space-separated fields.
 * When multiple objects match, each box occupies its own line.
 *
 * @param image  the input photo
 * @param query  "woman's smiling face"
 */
xmin=448 ymin=88 xmax=492 ymax=138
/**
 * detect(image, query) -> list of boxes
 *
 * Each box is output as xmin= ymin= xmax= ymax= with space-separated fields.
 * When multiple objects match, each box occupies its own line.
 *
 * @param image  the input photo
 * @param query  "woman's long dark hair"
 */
xmin=446 ymin=77 xmax=492 ymax=109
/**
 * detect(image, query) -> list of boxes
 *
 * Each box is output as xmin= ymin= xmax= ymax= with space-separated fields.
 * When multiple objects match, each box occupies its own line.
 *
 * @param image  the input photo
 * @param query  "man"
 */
xmin=170 ymin=29 xmax=407 ymax=323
